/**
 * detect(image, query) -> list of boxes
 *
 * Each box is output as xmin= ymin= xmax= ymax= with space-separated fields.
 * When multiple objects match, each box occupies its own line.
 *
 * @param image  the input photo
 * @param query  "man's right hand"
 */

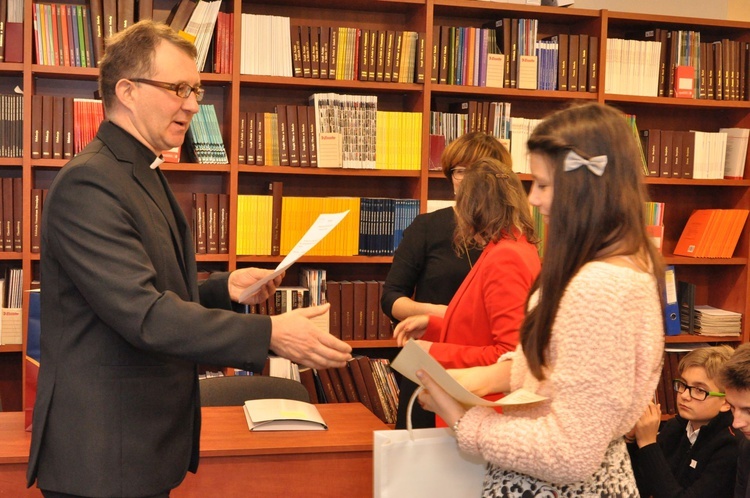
xmin=269 ymin=304 xmax=352 ymax=370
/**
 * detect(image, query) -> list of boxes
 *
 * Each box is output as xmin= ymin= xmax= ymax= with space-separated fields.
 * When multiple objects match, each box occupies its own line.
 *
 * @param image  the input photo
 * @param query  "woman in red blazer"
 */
xmin=394 ymin=157 xmax=541 ymax=408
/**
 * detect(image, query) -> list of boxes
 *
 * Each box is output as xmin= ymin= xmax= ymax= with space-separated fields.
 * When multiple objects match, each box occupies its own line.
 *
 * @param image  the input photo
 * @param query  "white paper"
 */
xmin=238 ymin=211 xmax=349 ymax=303
xmin=391 ymin=340 xmax=547 ymax=407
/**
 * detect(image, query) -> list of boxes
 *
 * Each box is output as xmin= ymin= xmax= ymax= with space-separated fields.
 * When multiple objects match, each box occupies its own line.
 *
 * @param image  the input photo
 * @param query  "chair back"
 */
xmin=199 ymin=375 xmax=311 ymax=406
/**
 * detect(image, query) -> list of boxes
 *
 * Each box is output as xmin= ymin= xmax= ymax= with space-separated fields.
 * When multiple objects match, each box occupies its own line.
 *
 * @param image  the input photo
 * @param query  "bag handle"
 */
xmin=406 ymin=385 xmax=425 ymax=440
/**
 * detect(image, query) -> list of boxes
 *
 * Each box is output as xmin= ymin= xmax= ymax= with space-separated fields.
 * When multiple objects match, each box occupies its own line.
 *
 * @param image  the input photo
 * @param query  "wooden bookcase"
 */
xmin=1 ymin=0 xmax=749 ymax=411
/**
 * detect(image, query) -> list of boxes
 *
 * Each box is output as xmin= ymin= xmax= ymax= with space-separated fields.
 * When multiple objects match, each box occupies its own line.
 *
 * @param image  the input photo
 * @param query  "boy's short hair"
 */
xmin=678 ymin=345 xmax=735 ymax=390
xmin=719 ymin=343 xmax=750 ymax=392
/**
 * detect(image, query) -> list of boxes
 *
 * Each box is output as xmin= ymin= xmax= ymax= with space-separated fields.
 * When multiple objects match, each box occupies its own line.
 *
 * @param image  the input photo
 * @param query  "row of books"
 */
xmin=0 ymin=179 xmax=22 ymax=255
xmin=0 ymin=94 xmax=22 ymax=158
xmin=176 ymin=0 xmax=222 ymax=72
xmin=604 ymin=38 xmax=662 ymax=97
xmin=238 ymin=107 xmax=315 ymax=167
xmin=678 ymin=281 xmax=743 ymax=337
xmin=612 ymin=28 xmax=750 ymax=101
xmin=184 ymin=104 xmax=228 ymax=164
xmin=641 ymin=127 xmax=749 ymax=179
xmin=191 ymin=192 xmax=229 ymax=255
xmin=293 ymin=26 xmax=422 ymax=84
xmin=30 ymin=95 xmax=73 ymax=160
xmin=30 ymin=96 xmax=105 ymax=159
xmin=242 ymin=96 xmax=421 ymax=171
xmin=441 ymin=20 xmax=597 ymax=92
xmin=235 ymin=194 xmax=420 ymax=257
xmin=33 ymin=2 xmax=95 ymax=67
xmin=0 ymin=0 xmax=23 ymax=63
xmin=210 ymin=11 xmax=232 ymax=74
xmin=327 ymin=280 xmax=393 ymax=342
xmin=255 ymin=355 xmax=400 ymax=425
xmin=674 ymin=208 xmax=749 ymax=259
xmin=304 ymin=357 xmax=399 ymax=424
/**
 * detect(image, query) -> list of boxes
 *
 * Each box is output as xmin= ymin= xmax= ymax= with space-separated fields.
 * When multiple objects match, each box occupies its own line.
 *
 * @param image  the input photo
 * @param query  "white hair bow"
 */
xmin=563 ymin=150 xmax=607 ymax=176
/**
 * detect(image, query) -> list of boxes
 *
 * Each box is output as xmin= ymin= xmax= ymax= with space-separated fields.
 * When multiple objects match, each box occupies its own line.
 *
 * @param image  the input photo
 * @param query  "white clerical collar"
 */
xmin=149 ymin=155 xmax=165 ymax=169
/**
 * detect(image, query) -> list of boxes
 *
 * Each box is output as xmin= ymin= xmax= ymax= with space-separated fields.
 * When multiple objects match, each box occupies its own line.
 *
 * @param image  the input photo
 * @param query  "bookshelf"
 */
xmin=1 ymin=0 xmax=749 ymax=412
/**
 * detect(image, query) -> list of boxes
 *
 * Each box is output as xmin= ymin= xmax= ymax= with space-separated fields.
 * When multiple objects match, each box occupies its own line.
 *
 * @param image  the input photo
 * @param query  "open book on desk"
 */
xmin=391 ymin=340 xmax=547 ymax=407
xmin=243 ymin=398 xmax=328 ymax=431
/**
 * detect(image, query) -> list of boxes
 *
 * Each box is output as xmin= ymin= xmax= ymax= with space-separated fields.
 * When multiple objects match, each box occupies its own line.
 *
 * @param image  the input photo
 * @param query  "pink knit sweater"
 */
xmin=457 ymin=261 xmax=665 ymax=484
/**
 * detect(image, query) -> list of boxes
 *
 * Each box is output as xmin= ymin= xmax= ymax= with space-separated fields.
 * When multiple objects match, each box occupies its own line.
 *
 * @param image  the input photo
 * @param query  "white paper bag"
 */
xmin=373 ymin=387 xmax=487 ymax=498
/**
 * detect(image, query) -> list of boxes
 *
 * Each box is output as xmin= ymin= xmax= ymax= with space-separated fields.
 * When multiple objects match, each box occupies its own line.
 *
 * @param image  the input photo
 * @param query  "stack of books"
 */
xmin=692 ymin=305 xmax=742 ymax=337
xmin=185 ymin=104 xmax=228 ymax=164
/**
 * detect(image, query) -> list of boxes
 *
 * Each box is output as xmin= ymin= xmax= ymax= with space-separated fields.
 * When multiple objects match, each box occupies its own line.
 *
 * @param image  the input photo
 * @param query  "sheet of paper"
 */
xmin=238 ymin=211 xmax=349 ymax=303
xmin=391 ymin=340 xmax=547 ymax=407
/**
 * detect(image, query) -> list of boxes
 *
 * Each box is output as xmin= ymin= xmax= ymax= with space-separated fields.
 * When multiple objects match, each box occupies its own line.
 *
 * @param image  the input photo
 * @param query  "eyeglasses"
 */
xmin=130 ymin=78 xmax=205 ymax=102
xmin=450 ymin=167 xmax=467 ymax=180
xmin=672 ymin=379 xmax=725 ymax=401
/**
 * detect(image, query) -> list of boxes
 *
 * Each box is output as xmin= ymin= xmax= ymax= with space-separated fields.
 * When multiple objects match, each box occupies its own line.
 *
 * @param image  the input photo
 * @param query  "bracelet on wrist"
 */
xmin=452 ymin=416 xmax=463 ymax=434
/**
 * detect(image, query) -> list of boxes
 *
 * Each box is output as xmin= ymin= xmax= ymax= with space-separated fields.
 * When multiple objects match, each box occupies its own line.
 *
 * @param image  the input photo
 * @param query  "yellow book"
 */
xmin=375 ymin=111 xmax=386 ymax=170
xmin=235 ymin=195 xmax=248 ymax=255
xmin=336 ymin=27 xmax=347 ymax=80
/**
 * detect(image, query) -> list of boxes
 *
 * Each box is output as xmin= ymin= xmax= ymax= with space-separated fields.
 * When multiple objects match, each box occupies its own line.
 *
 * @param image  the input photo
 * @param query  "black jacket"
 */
xmin=629 ymin=410 xmax=741 ymax=498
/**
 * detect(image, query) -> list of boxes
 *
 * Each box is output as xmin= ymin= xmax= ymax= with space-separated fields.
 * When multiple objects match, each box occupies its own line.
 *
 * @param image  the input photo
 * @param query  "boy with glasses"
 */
xmin=718 ymin=343 xmax=750 ymax=498
xmin=627 ymin=345 xmax=741 ymax=498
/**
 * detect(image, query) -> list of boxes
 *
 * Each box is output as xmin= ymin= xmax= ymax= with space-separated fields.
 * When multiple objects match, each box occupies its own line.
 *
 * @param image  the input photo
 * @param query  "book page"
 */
xmin=238 ymin=211 xmax=349 ymax=302
xmin=243 ymin=398 xmax=328 ymax=431
xmin=391 ymin=340 xmax=546 ymax=407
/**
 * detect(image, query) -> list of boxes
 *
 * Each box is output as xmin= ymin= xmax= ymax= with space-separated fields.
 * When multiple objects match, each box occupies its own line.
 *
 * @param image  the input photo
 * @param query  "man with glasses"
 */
xmin=27 ymin=20 xmax=352 ymax=498
xmin=719 ymin=343 xmax=750 ymax=498
xmin=626 ymin=345 xmax=741 ymax=498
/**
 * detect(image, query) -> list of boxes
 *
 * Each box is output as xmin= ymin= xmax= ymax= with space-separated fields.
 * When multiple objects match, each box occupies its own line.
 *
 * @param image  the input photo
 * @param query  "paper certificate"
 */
xmin=238 ymin=211 xmax=349 ymax=303
xmin=391 ymin=340 xmax=547 ymax=407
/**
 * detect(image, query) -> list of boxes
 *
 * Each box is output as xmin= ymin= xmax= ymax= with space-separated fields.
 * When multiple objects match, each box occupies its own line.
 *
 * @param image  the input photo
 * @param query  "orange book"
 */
xmin=675 ymin=209 xmax=749 ymax=258
xmin=673 ymin=209 xmax=715 ymax=257
xmin=694 ymin=210 xmax=722 ymax=257
xmin=721 ymin=209 xmax=749 ymax=258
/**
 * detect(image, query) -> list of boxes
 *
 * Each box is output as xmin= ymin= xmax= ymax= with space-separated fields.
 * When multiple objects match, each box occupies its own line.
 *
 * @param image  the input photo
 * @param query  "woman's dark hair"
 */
xmin=521 ymin=102 xmax=664 ymax=380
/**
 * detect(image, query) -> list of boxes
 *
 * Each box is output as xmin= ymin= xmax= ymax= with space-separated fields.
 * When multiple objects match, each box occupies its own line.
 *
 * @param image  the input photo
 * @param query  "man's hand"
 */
xmin=228 ymin=267 xmax=284 ymax=304
xmin=270 ymin=304 xmax=352 ymax=370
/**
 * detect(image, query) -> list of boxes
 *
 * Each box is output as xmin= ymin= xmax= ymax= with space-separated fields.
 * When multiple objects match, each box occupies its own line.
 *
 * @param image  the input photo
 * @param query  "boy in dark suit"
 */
xmin=719 ymin=343 xmax=750 ymax=498
xmin=627 ymin=345 xmax=742 ymax=498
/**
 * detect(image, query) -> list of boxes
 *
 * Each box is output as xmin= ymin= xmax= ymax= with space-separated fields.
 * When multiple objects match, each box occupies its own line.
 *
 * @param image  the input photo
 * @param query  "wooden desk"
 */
xmin=0 ymin=403 xmax=389 ymax=497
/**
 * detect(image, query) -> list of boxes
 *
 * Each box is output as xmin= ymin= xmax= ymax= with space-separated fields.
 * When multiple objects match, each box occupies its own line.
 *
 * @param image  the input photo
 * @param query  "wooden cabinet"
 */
xmin=2 ymin=0 xmax=749 ymax=410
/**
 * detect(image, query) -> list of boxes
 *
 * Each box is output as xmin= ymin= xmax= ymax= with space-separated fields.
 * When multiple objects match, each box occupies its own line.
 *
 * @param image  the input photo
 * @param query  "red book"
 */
xmin=674 ymin=65 xmax=695 ymax=98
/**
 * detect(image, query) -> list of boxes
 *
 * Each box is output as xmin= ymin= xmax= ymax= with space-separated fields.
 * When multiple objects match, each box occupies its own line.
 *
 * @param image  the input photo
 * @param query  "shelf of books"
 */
xmin=2 ymin=0 xmax=750 ymax=413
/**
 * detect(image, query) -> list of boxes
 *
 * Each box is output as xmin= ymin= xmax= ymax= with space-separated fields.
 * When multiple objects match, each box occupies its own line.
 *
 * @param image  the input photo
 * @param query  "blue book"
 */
xmin=664 ymin=265 xmax=681 ymax=336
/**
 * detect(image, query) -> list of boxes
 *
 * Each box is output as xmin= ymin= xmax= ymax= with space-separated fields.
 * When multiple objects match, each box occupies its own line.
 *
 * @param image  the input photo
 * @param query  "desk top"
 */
xmin=0 ymin=403 xmax=390 ymax=464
